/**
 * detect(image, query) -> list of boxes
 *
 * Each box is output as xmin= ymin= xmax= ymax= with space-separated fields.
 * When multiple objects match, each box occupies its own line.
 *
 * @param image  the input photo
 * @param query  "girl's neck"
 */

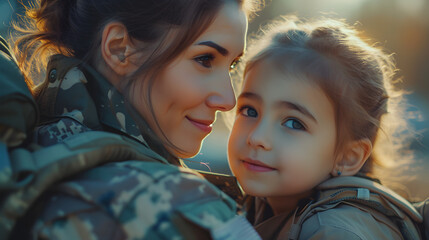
xmin=266 ymin=190 xmax=314 ymax=216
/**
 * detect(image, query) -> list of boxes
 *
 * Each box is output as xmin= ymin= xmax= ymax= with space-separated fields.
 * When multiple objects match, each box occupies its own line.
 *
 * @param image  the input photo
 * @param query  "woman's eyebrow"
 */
xmin=196 ymin=41 xmax=229 ymax=56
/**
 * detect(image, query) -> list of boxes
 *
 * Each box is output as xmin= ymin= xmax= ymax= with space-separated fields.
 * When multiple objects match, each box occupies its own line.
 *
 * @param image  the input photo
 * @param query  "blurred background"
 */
xmin=1 ymin=0 xmax=428 ymax=200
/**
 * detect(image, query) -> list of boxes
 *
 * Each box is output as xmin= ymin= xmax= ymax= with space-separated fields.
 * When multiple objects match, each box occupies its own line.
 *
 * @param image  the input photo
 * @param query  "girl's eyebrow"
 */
xmin=275 ymin=101 xmax=318 ymax=124
xmin=238 ymin=92 xmax=262 ymax=102
xmin=238 ymin=92 xmax=317 ymax=124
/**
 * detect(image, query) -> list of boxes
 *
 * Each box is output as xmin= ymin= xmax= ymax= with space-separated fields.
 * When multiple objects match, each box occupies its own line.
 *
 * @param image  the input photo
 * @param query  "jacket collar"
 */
xmin=38 ymin=55 xmax=148 ymax=147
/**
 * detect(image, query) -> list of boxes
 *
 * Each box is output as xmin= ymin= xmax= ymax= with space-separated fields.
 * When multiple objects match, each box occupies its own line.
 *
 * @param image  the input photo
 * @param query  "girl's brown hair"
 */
xmin=243 ymin=16 xmax=413 ymax=182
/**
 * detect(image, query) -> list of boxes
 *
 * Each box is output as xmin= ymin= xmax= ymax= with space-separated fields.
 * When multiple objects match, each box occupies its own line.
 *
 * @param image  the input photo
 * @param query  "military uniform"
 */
xmin=0 ymin=36 xmax=37 ymax=147
xmin=8 ymin=55 xmax=258 ymax=240
xmin=245 ymin=176 xmax=422 ymax=240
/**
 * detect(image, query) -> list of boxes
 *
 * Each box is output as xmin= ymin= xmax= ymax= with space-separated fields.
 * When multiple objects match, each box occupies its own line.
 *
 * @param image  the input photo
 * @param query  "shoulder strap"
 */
xmin=288 ymin=183 xmax=422 ymax=240
xmin=0 ymin=131 xmax=167 ymax=239
xmin=318 ymin=176 xmax=422 ymax=222
xmin=413 ymin=198 xmax=429 ymax=239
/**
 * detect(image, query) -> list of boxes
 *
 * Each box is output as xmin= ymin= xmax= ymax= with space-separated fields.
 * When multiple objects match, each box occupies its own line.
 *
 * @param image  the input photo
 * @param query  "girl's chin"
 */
xmin=239 ymin=183 xmax=270 ymax=197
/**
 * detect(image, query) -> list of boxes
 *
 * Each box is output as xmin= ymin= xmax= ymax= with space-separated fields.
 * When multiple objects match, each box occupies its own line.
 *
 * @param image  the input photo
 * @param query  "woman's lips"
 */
xmin=186 ymin=117 xmax=213 ymax=134
xmin=241 ymin=158 xmax=276 ymax=172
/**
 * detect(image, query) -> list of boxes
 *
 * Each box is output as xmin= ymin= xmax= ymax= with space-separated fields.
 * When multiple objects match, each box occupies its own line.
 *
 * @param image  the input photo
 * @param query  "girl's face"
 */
xmin=228 ymin=61 xmax=337 ymax=209
xmin=132 ymin=3 xmax=248 ymax=158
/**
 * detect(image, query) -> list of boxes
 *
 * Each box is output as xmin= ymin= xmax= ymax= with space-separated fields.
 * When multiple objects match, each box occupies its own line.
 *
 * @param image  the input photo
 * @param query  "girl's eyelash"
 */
xmin=238 ymin=105 xmax=258 ymax=117
xmin=283 ymin=118 xmax=307 ymax=131
xmin=194 ymin=53 xmax=215 ymax=68
xmin=237 ymin=105 xmax=249 ymax=114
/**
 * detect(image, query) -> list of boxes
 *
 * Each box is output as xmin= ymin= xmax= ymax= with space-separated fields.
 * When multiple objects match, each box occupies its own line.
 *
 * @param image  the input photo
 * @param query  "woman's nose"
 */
xmin=206 ymin=73 xmax=236 ymax=111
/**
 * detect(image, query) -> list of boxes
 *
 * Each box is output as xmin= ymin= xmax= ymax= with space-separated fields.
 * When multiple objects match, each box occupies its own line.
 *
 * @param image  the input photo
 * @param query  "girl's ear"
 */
xmin=332 ymin=138 xmax=372 ymax=176
xmin=100 ymin=22 xmax=140 ymax=77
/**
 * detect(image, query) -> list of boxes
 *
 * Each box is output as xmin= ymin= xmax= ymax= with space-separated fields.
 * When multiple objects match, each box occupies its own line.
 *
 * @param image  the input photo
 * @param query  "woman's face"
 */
xmin=132 ymin=3 xmax=248 ymax=158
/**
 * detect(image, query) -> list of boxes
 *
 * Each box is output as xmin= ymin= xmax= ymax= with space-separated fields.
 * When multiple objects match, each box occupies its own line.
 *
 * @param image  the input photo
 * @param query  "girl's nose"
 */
xmin=247 ymin=119 xmax=272 ymax=151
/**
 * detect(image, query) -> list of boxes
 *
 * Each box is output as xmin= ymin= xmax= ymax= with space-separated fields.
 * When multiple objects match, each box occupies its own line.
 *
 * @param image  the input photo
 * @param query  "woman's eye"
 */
xmin=194 ymin=54 xmax=215 ymax=68
xmin=230 ymin=59 xmax=241 ymax=70
xmin=283 ymin=119 xmax=306 ymax=130
xmin=239 ymin=106 xmax=258 ymax=118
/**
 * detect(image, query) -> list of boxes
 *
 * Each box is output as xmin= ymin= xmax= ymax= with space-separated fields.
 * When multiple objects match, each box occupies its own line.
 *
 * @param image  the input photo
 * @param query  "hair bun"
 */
xmin=35 ymin=0 xmax=76 ymax=46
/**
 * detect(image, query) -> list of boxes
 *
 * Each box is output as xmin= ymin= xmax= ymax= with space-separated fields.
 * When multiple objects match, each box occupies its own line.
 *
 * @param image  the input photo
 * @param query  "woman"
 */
xmin=10 ymin=0 xmax=262 ymax=239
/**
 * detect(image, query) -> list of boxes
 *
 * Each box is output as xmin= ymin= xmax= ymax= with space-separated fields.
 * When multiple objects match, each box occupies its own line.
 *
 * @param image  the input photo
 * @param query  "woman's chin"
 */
xmin=171 ymin=144 xmax=202 ymax=159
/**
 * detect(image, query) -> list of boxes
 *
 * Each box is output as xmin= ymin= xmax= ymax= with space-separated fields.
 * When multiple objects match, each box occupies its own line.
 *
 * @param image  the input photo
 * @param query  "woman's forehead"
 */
xmin=194 ymin=3 xmax=248 ymax=55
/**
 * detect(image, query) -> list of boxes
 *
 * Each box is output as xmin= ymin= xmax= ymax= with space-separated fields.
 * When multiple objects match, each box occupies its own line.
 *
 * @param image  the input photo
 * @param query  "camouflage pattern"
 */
xmin=9 ymin=55 xmax=259 ymax=239
xmin=0 ymin=36 xmax=38 ymax=147
xmin=0 ymin=35 xmax=37 ymax=206
xmin=35 ymin=55 xmax=146 ymax=146
xmin=198 ymin=170 xmax=245 ymax=204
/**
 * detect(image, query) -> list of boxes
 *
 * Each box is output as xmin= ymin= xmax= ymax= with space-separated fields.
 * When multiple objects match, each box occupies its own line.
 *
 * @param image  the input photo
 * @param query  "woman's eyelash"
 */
xmin=194 ymin=54 xmax=242 ymax=71
xmin=194 ymin=54 xmax=215 ymax=68
xmin=230 ymin=58 xmax=241 ymax=70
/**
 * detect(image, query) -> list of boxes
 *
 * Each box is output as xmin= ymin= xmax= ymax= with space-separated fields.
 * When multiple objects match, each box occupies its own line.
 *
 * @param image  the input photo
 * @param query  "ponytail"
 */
xmin=13 ymin=0 xmax=78 ymax=88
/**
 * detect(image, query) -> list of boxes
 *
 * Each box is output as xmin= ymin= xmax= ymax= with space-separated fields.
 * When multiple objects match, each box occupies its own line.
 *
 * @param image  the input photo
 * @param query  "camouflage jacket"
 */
xmin=11 ymin=55 xmax=258 ymax=240
xmin=0 ymin=36 xmax=37 ymax=146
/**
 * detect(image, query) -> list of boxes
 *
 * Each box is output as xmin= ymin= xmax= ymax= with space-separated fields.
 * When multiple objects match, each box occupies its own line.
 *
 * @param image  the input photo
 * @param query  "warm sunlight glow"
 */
xmin=280 ymin=0 xmax=369 ymax=17
xmin=397 ymin=0 xmax=426 ymax=15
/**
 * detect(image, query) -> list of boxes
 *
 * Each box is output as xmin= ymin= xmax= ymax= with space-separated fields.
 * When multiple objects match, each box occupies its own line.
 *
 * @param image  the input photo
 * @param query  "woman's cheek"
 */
xmin=165 ymin=70 xmax=206 ymax=107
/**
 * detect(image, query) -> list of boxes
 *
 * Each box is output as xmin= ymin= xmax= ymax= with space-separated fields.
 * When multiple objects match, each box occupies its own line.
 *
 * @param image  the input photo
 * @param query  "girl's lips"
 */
xmin=241 ymin=158 xmax=276 ymax=172
xmin=186 ymin=117 xmax=213 ymax=134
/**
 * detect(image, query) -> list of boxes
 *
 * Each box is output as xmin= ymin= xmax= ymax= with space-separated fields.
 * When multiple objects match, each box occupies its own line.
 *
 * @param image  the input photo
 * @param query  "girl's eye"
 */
xmin=239 ymin=106 xmax=258 ymax=118
xmin=230 ymin=59 xmax=241 ymax=70
xmin=283 ymin=119 xmax=306 ymax=130
xmin=194 ymin=54 xmax=215 ymax=68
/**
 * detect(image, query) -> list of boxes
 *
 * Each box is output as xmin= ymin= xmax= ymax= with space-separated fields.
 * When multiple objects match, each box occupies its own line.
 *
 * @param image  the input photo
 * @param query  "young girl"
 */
xmin=228 ymin=16 xmax=423 ymax=239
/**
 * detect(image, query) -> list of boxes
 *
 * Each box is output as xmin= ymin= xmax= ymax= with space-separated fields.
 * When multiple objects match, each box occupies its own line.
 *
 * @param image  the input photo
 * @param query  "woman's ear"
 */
xmin=100 ymin=22 xmax=139 ymax=77
xmin=332 ymin=138 xmax=372 ymax=176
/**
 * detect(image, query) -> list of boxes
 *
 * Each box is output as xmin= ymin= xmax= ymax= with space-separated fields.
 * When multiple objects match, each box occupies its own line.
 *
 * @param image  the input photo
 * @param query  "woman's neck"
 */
xmin=266 ymin=190 xmax=313 ymax=216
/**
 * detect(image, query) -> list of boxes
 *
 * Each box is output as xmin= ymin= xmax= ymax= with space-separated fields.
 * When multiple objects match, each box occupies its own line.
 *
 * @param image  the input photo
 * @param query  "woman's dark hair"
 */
xmin=14 ymin=0 xmax=263 ymax=161
xmin=14 ymin=0 xmax=262 ymax=86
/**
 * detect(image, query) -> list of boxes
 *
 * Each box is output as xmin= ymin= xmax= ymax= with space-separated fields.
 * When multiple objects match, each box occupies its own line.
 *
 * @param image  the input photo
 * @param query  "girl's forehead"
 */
xmin=241 ymin=61 xmax=334 ymax=116
xmin=243 ymin=61 xmax=313 ymax=90
xmin=242 ymin=53 xmax=342 ymax=102
xmin=243 ymin=47 xmax=344 ymax=85
xmin=246 ymin=71 xmax=309 ymax=95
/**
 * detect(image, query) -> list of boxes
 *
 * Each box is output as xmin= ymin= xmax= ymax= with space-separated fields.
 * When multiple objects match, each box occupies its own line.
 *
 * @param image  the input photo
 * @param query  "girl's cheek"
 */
xmin=241 ymin=122 xmax=253 ymax=145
